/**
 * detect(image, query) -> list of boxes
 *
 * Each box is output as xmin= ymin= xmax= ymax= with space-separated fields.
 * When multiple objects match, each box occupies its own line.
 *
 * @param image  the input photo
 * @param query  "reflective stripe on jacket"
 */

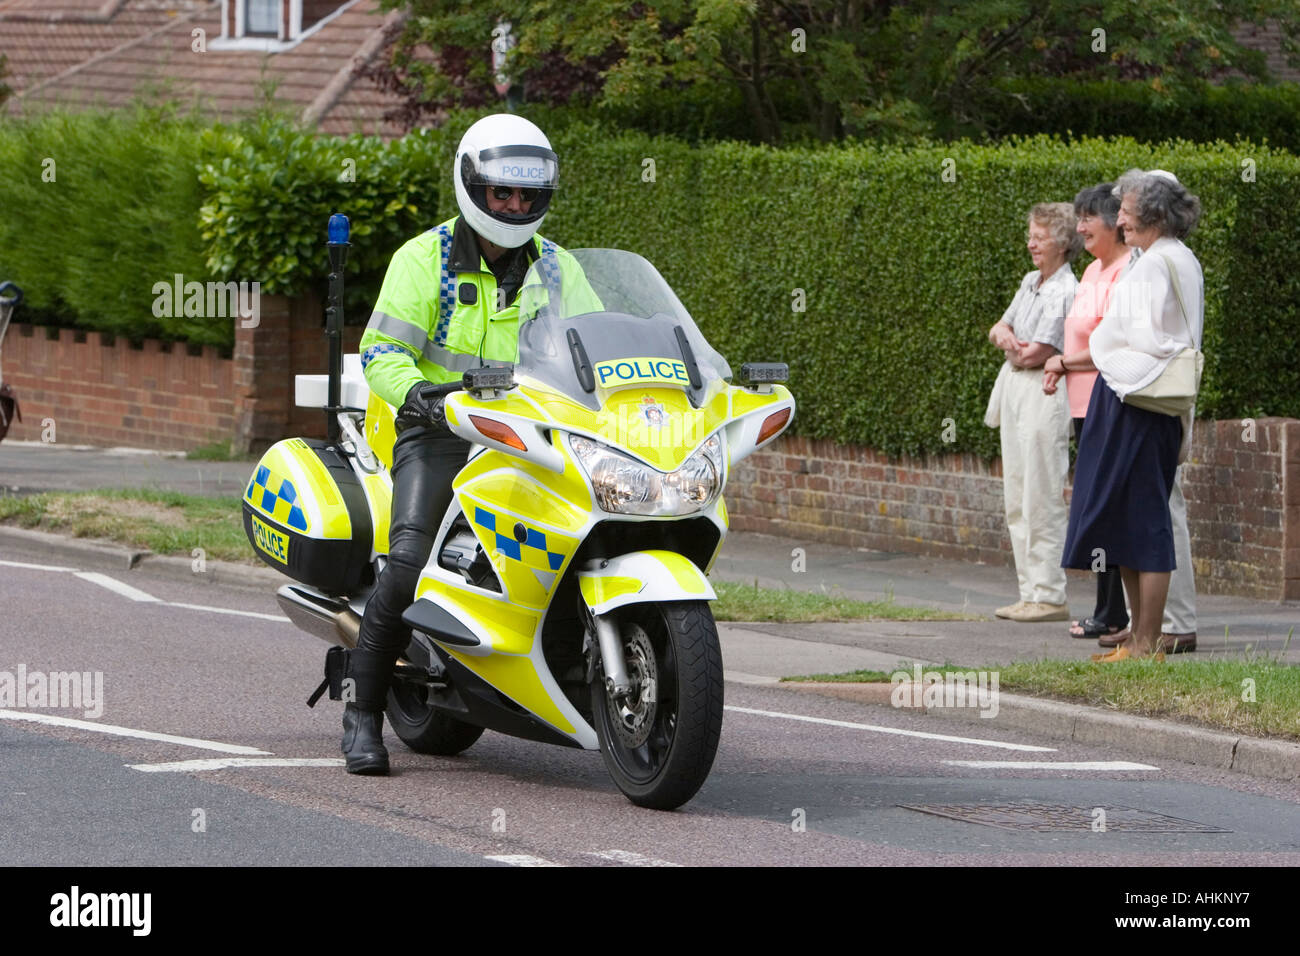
xmin=359 ymin=216 xmax=560 ymax=408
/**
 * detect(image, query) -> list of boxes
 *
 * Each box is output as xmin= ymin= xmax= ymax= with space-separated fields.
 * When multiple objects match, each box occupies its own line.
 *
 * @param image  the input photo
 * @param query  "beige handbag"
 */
xmin=984 ymin=360 xmax=1010 ymax=428
xmin=1122 ymin=253 xmax=1203 ymax=417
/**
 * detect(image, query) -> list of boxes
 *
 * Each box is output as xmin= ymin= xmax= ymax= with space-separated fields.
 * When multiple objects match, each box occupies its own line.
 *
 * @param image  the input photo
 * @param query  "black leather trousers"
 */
xmin=350 ymin=425 xmax=470 ymax=709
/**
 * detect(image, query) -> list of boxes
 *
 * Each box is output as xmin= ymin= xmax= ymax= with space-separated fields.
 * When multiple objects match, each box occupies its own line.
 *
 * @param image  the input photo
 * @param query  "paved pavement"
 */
xmin=0 ymin=440 xmax=251 ymax=498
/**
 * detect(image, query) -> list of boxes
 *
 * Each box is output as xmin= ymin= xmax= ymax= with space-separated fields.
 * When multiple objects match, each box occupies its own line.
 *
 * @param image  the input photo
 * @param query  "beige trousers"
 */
xmin=1164 ymin=470 xmax=1197 ymax=632
xmin=997 ymin=364 xmax=1070 ymax=605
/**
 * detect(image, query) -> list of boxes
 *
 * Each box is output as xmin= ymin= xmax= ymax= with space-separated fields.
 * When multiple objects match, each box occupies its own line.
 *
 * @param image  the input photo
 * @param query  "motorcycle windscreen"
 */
xmin=514 ymin=249 xmax=732 ymax=411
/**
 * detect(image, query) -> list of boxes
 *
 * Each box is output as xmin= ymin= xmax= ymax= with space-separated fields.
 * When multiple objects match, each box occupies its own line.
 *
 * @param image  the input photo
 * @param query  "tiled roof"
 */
xmin=0 ymin=1 xmax=199 ymax=93
xmin=0 ymin=0 xmax=125 ymax=19
xmin=5 ymin=0 xmax=415 ymax=138
xmin=317 ymin=73 xmax=409 ymax=139
xmin=1234 ymin=21 xmax=1300 ymax=83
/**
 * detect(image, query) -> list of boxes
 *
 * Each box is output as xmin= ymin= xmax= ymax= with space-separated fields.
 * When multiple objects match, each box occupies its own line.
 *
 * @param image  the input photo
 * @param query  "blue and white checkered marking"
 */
xmin=434 ymin=223 xmax=456 ymax=347
xmin=473 ymin=506 xmax=565 ymax=571
xmin=245 ymin=465 xmax=309 ymax=532
xmin=361 ymin=342 xmax=416 ymax=370
xmin=538 ymin=238 xmax=560 ymax=290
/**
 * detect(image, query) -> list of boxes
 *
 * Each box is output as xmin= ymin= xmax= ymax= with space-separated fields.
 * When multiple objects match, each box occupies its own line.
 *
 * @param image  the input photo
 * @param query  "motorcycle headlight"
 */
xmin=570 ymin=434 xmax=722 ymax=516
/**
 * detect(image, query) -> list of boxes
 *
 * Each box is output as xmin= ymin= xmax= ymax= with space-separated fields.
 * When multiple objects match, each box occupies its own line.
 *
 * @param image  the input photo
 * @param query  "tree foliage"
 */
xmin=369 ymin=0 xmax=1300 ymax=142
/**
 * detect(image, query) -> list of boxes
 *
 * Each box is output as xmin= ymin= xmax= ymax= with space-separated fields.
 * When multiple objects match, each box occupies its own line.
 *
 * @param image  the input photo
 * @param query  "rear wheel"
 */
xmin=385 ymin=636 xmax=484 ymax=756
xmin=591 ymin=601 xmax=724 ymax=810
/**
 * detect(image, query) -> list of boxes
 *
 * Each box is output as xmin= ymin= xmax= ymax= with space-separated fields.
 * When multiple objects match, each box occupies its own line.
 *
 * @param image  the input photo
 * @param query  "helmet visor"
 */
xmin=472 ymin=145 xmax=559 ymax=190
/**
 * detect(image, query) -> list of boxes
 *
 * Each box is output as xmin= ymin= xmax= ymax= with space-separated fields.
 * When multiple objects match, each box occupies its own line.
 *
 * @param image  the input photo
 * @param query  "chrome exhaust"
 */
xmin=276 ymin=584 xmax=360 ymax=650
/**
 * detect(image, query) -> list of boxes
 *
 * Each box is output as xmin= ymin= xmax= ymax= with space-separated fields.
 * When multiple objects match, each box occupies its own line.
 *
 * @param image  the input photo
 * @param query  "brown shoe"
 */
xmin=1158 ymin=631 xmax=1197 ymax=654
xmin=1091 ymin=644 xmax=1165 ymax=663
xmin=1098 ymin=627 xmax=1131 ymax=648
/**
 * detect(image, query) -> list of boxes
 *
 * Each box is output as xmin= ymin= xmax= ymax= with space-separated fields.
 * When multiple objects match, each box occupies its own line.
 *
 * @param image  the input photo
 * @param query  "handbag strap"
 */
xmin=1157 ymin=252 xmax=1200 ymax=351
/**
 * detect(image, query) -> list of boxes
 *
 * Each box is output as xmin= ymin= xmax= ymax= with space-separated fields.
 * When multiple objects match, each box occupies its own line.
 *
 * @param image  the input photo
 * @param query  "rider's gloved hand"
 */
xmin=395 ymin=381 xmax=460 ymax=435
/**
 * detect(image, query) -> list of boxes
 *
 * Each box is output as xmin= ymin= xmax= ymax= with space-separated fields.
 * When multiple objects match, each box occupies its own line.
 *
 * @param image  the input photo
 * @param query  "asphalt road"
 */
xmin=2 ymin=540 xmax=1298 ymax=869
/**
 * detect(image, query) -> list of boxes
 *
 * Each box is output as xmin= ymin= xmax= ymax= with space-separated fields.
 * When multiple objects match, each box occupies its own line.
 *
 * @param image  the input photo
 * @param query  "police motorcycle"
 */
xmin=242 ymin=217 xmax=794 ymax=810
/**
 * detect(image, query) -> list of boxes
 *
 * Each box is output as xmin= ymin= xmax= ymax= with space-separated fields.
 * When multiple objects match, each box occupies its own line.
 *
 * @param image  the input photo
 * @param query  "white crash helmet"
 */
xmin=454 ymin=114 xmax=558 ymax=249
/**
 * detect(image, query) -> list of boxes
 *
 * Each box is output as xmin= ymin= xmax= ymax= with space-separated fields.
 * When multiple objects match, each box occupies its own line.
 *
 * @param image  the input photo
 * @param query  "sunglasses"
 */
xmin=490 ymin=186 xmax=541 ymax=202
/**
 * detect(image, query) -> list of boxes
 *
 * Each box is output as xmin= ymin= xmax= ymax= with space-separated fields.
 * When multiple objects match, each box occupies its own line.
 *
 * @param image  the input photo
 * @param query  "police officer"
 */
xmin=343 ymin=114 xmax=563 ymax=774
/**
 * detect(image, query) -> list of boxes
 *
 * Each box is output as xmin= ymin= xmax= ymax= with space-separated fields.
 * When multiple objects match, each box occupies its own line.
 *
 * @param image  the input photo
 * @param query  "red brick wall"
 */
xmin=729 ymin=420 xmax=1300 ymax=601
xmin=1181 ymin=418 xmax=1297 ymax=600
xmin=287 ymin=294 xmax=364 ymax=439
xmin=1 ymin=325 xmax=234 ymax=449
xmin=232 ymin=291 xmax=363 ymax=452
xmin=1 ymin=293 xmax=362 ymax=454
xmin=728 ymin=438 xmax=1009 ymax=566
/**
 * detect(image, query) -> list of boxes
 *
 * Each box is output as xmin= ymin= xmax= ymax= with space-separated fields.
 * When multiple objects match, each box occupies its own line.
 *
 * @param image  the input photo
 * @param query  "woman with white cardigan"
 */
xmin=1046 ymin=169 xmax=1203 ymax=661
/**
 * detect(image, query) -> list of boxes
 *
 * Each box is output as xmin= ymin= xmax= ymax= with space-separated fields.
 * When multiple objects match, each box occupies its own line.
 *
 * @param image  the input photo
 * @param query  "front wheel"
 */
xmin=591 ymin=601 xmax=724 ymax=810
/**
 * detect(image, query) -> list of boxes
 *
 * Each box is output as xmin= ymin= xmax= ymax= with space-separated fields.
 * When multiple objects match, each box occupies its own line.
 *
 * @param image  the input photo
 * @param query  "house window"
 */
xmin=246 ymin=0 xmax=280 ymax=36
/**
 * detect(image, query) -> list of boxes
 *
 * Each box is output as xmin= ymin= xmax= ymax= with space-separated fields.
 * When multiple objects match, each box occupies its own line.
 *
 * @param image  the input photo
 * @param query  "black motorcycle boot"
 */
xmin=341 ymin=705 xmax=388 ymax=775
xmin=341 ymin=648 xmax=394 ymax=775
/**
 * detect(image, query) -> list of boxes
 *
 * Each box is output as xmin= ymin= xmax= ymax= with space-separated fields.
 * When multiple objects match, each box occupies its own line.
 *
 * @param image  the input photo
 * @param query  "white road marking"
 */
xmin=585 ymin=849 xmax=682 ymax=867
xmin=485 ymin=855 xmax=561 ymax=867
xmin=944 ymin=760 xmax=1158 ymax=771
xmin=128 ymin=757 xmax=344 ymax=772
xmin=0 ymin=558 xmax=77 ymax=572
xmin=725 ymin=705 xmax=1056 ymax=752
xmin=725 ymin=671 xmax=780 ymax=685
xmin=166 ymin=602 xmax=290 ymax=623
xmin=73 ymin=571 xmax=161 ymax=603
xmin=0 ymin=710 xmax=272 ymax=755
xmin=3 ymin=561 xmax=291 ymax=622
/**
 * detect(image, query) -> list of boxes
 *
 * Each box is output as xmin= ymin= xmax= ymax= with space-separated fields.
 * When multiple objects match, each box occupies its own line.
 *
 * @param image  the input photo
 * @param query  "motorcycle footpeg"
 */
xmin=392 ymin=659 xmax=446 ymax=688
xmin=307 ymin=646 xmax=350 ymax=708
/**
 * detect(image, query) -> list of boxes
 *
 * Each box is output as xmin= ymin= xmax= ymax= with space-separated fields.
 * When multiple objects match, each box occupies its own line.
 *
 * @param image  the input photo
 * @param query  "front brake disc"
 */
xmin=608 ymin=623 xmax=658 ymax=749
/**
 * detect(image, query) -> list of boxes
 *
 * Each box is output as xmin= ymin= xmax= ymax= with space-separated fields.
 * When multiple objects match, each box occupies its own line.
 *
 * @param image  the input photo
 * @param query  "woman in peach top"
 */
xmin=1044 ymin=183 xmax=1131 ymax=643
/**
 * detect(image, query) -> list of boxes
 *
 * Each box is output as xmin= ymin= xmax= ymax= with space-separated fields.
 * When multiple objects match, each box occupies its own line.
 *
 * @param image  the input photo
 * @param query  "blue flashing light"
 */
xmin=328 ymin=213 xmax=350 ymax=245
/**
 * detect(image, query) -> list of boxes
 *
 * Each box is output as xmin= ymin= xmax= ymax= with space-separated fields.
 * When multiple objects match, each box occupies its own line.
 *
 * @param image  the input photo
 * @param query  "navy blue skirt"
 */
xmin=1061 ymin=376 xmax=1182 ymax=572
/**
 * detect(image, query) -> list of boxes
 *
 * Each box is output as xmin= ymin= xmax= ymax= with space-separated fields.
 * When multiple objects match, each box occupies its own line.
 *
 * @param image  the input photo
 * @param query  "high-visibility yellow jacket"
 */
xmin=359 ymin=216 xmax=563 ymax=408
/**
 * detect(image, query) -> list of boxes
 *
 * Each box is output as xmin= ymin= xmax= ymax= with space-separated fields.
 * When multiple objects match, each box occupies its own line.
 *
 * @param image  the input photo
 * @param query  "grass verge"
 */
xmin=0 ymin=489 xmax=254 ymax=563
xmin=185 ymin=440 xmax=252 ymax=461
xmin=710 ymin=580 xmax=975 ymax=622
xmin=784 ymin=657 xmax=1300 ymax=741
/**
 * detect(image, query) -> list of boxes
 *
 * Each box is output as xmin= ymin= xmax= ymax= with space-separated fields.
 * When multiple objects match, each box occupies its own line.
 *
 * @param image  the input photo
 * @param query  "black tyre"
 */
xmin=385 ymin=637 xmax=484 ymax=756
xmin=591 ymin=601 xmax=724 ymax=810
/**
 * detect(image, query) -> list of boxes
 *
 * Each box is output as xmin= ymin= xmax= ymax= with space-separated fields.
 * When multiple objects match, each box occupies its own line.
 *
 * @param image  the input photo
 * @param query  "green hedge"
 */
xmin=0 ymin=108 xmax=441 ymax=345
xmin=197 ymin=113 xmax=441 ymax=315
xmin=208 ymin=119 xmax=1300 ymax=455
xmin=2 ymin=108 xmax=1297 ymax=456
xmin=525 ymin=129 xmax=1297 ymax=456
xmin=0 ymin=107 xmax=211 ymax=342
xmin=961 ymin=79 xmax=1300 ymax=154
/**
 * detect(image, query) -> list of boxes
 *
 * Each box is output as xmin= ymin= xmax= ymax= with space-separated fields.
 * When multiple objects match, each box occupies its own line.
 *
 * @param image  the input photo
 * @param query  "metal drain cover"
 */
xmin=899 ymin=803 xmax=1230 ymax=833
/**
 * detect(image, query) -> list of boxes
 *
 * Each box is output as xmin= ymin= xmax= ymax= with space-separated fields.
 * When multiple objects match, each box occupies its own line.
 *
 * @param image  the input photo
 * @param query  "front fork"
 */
xmin=591 ymin=613 xmax=633 ymax=700
xmin=577 ymin=549 xmax=716 ymax=705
